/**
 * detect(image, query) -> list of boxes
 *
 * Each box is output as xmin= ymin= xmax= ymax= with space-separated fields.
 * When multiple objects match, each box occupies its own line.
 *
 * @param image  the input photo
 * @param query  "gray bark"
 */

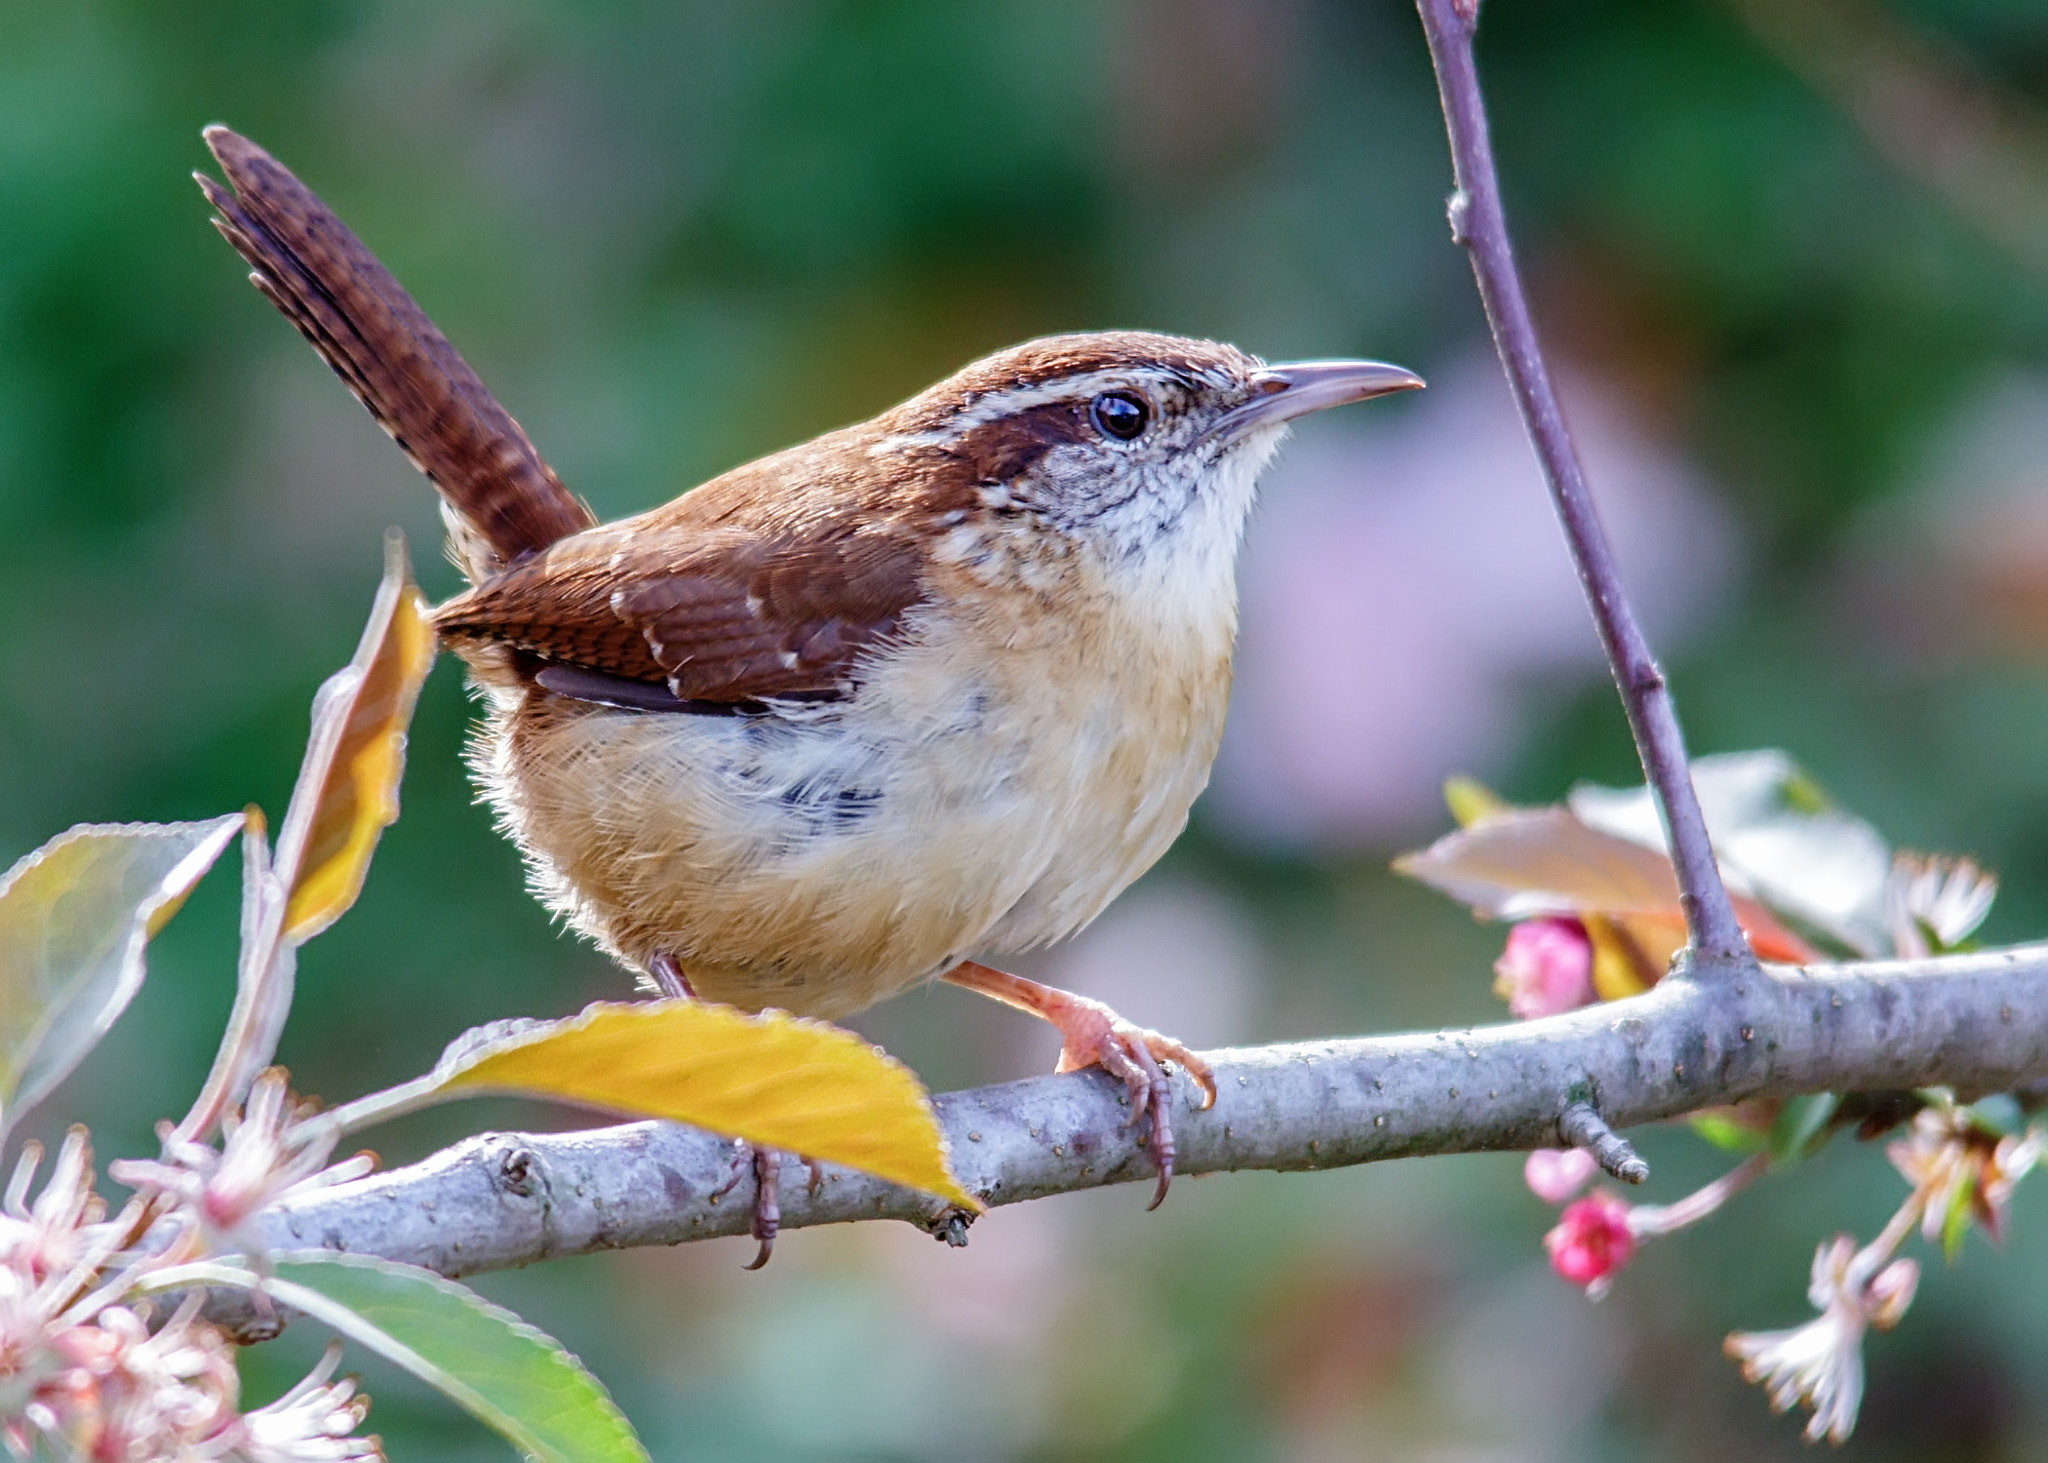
xmin=248 ymin=946 xmax=2048 ymax=1279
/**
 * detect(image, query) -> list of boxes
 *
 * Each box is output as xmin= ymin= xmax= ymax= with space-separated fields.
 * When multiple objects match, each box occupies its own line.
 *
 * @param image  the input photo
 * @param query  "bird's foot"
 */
xmin=706 ymin=1139 xmax=826 ymax=1269
xmin=654 ymin=951 xmax=822 ymax=1268
xmin=941 ymin=961 xmax=1216 ymax=1209
xmin=1051 ymin=996 xmax=1218 ymax=1209
xmin=709 ymin=1142 xmax=777 ymax=1270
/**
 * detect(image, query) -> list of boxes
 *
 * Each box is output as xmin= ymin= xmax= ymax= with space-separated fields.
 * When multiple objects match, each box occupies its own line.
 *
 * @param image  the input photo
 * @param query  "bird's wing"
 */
xmin=434 ymin=511 xmax=929 ymax=705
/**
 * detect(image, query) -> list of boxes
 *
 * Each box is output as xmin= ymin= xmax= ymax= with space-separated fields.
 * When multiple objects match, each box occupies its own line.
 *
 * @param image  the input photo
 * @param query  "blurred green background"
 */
xmin=8 ymin=0 xmax=2048 ymax=1457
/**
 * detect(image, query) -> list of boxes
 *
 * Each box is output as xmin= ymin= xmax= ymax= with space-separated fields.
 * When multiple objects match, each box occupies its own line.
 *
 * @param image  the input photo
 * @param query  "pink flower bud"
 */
xmin=1493 ymin=917 xmax=1595 ymax=1019
xmin=1544 ymin=1190 xmax=1636 ymax=1290
xmin=1525 ymin=1147 xmax=1598 ymax=1204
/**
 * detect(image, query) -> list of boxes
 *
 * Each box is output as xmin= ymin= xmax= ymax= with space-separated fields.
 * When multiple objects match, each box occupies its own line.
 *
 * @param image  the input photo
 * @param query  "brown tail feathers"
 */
xmin=198 ymin=126 xmax=596 ymax=580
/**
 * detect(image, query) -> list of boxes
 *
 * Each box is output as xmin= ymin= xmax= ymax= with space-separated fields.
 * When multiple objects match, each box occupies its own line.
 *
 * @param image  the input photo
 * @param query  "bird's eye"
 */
xmin=1089 ymin=391 xmax=1149 ymax=442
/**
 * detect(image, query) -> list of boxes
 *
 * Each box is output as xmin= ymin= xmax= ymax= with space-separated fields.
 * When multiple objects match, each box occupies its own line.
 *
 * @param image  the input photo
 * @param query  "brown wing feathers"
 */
xmin=621 ymin=528 xmax=924 ymax=700
xmin=197 ymin=126 xmax=595 ymax=578
xmin=435 ymin=517 xmax=927 ymax=704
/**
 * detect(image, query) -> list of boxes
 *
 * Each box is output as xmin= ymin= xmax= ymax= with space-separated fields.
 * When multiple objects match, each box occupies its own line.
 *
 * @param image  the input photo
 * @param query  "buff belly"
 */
xmin=469 ymin=600 xmax=1233 ymax=1020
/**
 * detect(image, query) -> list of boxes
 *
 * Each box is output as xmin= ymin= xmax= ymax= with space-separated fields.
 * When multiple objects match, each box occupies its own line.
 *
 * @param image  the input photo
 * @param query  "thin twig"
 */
xmin=1414 ymin=0 xmax=1753 ymax=971
xmin=226 ymin=943 xmax=2048 ymax=1313
xmin=1629 ymin=1151 xmax=1768 ymax=1237
xmin=1559 ymin=1100 xmax=1649 ymax=1184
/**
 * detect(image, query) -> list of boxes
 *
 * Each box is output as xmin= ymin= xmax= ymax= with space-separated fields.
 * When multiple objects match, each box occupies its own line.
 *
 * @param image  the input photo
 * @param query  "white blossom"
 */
xmin=9 ymin=1296 xmax=241 ymax=1461
xmin=111 ymin=1070 xmax=373 ymax=1251
xmin=1887 ymin=1098 xmax=2045 ymax=1247
xmin=1725 ymin=1235 xmax=1919 ymax=1444
xmin=0 ymin=1100 xmax=384 ymax=1461
xmin=1885 ymin=853 xmax=1996 ymax=958
xmin=233 ymin=1344 xmax=382 ymax=1462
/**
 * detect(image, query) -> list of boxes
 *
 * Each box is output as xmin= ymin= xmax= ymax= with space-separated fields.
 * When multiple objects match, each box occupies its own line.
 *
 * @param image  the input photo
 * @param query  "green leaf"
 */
xmin=173 ymin=809 xmax=294 ymax=1145
xmin=1689 ymin=1110 xmax=1766 ymax=1153
xmin=1941 ymin=1171 xmax=1977 ymax=1261
xmin=0 ymin=814 xmax=242 ymax=1132
xmin=1768 ymin=1093 xmax=1841 ymax=1166
xmin=161 ymin=1253 xmax=647 ymax=1463
xmin=1442 ymin=775 xmax=1508 ymax=828
xmin=1965 ymin=1093 xmax=2024 ymax=1139
xmin=179 ymin=539 xmax=434 ymax=1144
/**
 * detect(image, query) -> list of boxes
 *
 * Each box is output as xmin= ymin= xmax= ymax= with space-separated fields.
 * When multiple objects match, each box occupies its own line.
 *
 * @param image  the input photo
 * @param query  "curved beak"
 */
xmin=1208 ymin=359 xmax=1425 ymax=446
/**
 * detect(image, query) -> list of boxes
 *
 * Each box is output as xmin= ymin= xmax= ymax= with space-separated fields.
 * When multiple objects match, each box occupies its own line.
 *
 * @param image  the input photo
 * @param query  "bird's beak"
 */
xmin=1208 ymin=359 xmax=1425 ymax=446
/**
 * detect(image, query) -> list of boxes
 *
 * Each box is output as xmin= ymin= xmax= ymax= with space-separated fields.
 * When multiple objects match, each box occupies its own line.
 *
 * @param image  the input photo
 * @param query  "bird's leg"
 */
xmin=941 ymin=960 xmax=1217 ymax=1209
xmin=647 ymin=949 xmax=698 ymax=1000
xmin=650 ymin=949 xmax=784 ymax=1268
xmin=744 ymin=1147 xmax=779 ymax=1270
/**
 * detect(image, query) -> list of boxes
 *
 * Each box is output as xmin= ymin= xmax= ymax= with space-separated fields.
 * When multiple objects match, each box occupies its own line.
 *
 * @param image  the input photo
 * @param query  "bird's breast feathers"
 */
xmin=481 ymin=550 xmax=1235 ymax=1016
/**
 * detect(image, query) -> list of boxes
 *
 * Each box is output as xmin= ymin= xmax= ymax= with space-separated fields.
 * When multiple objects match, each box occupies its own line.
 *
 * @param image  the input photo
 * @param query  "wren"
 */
xmin=198 ymin=126 xmax=1421 ymax=1236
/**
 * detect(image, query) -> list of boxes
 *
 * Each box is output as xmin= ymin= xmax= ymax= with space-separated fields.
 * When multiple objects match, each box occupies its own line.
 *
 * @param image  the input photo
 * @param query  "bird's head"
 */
xmin=880 ymin=331 xmax=1422 ymax=585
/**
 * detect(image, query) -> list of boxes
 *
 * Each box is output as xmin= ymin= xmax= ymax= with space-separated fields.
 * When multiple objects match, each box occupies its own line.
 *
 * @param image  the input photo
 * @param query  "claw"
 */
xmin=1140 ymin=1060 xmax=1178 ymax=1210
xmin=707 ymin=1139 xmax=786 ymax=1268
xmin=709 ymin=1137 xmax=750 ymax=1202
xmin=1063 ymin=1003 xmax=1202 ymax=1205
xmin=743 ymin=1146 xmax=780 ymax=1270
xmin=940 ymin=961 xmax=1216 ymax=1210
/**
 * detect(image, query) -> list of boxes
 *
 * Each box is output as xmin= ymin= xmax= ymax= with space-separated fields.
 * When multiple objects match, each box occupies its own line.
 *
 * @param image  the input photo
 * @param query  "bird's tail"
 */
xmin=197 ymin=125 xmax=595 ymax=581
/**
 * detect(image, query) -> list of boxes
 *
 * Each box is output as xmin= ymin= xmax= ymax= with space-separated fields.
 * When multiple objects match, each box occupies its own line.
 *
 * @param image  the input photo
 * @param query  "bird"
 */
xmin=196 ymin=125 xmax=1421 ymax=1259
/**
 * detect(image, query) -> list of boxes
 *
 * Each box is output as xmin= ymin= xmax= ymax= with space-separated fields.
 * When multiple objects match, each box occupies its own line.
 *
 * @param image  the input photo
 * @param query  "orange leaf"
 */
xmin=1395 ymin=807 xmax=1688 ymax=918
xmin=1395 ymin=807 xmax=1818 ymax=963
xmin=336 ymin=1001 xmax=977 ymax=1211
xmin=277 ymin=533 xmax=436 ymax=942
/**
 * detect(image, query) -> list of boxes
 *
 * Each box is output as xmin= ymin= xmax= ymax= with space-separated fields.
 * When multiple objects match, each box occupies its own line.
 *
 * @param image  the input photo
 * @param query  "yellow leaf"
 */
xmin=340 ymin=1001 xmax=977 ymax=1211
xmin=1582 ymin=914 xmax=1657 ymax=1000
xmin=1442 ymin=775 xmax=1508 ymax=828
xmin=278 ymin=533 xmax=436 ymax=942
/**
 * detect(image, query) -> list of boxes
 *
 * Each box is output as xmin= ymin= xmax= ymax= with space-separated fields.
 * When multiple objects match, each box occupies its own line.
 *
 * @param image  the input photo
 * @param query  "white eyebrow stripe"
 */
xmin=886 ymin=367 xmax=1231 ymax=443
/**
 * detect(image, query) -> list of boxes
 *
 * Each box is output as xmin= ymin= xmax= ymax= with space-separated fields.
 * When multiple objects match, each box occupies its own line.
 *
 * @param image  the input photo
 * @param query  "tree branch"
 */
xmin=1415 ymin=0 xmax=1753 ymax=971
xmin=246 ymin=945 xmax=2048 ymax=1288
